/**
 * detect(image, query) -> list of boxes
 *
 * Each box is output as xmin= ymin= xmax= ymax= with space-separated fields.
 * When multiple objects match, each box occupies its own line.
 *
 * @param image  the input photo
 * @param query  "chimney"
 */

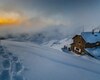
xmin=92 ymin=29 xmax=94 ymax=34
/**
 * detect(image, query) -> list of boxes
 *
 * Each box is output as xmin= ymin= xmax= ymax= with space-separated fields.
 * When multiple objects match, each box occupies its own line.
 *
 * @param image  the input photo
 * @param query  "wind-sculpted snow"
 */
xmin=0 ymin=44 xmax=24 ymax=80
xmin=1 ymin=40 xmax=100 ymax=80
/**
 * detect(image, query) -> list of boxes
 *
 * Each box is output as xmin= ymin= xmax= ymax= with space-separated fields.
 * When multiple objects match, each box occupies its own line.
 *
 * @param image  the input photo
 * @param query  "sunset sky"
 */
xmin=0 ymin=0 xmax=100 ymax=34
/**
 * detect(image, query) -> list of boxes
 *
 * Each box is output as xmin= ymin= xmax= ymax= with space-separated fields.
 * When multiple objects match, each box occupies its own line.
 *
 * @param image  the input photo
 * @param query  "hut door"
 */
xmin=74 ymin=47 xmax=81 ymax=53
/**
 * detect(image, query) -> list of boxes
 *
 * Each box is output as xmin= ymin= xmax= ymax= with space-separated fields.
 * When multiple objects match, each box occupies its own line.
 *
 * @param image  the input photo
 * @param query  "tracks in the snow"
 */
xmin=0 ymin=45 xmax=25 ymax=80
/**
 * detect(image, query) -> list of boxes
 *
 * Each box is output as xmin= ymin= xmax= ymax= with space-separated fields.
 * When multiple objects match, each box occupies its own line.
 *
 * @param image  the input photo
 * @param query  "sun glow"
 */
xmin=0 ymin=11 xmax=26 ymax=26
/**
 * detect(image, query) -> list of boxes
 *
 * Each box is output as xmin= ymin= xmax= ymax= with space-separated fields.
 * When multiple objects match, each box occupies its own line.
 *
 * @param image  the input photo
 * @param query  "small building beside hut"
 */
xmin=70 ymin=31 xmax=100 ymax=58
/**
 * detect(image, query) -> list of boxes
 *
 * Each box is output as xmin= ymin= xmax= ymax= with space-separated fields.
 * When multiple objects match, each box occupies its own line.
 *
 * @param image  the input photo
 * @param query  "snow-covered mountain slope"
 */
xmin=42 ymin=37 xmax=72 ymax=51
xmin=1 ymin=40 xmax=100 ymax=80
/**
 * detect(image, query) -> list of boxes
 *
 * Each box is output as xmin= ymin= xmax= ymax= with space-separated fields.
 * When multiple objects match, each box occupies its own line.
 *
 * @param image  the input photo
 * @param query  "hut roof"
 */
xmin=81 ymin=32 xmax=100 ymax=43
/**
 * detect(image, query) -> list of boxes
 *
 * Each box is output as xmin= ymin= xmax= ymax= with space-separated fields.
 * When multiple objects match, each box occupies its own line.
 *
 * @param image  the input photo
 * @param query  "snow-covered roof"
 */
xmin=81 ymin=32 xmax=100 ymax=43
xmin=85 ymin=47 xmax=100 ymax=59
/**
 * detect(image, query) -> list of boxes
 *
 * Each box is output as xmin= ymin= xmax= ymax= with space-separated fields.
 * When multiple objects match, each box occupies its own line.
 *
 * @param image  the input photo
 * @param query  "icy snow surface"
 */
xmin=1 ymin=40 xmax=100 ymax=80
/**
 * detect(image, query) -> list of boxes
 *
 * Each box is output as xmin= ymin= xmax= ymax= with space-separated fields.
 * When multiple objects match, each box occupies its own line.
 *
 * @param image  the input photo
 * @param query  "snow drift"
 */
xmin=1 ymin=40 xmax=100 ymax=80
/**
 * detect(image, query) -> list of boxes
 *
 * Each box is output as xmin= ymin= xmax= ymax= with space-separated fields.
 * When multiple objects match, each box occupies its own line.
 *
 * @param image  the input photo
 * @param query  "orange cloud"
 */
xmin=0 ymin=18 xmax=22 ymax=25
xmin=0 ymin=10 xmax=26 ymax=26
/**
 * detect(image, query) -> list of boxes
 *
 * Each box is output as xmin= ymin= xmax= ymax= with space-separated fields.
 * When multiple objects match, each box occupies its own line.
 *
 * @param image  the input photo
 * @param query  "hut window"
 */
xmin=74 ymin=47 xmax=81 ymax=53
